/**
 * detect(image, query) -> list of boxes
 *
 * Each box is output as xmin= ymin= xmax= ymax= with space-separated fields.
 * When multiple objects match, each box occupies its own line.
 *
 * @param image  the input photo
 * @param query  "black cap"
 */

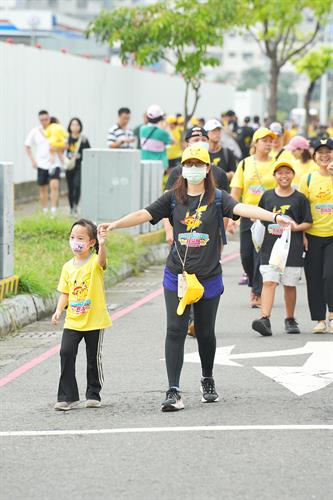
xmin=312 ymin=137 xmax=333 ymax=153
xmin=185 ymin=126 xmax=209 ymax=141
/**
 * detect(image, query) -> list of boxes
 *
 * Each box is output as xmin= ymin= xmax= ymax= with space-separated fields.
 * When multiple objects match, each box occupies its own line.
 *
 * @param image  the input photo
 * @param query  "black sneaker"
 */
xmin=161 ymin=388 xmax=184 ymax=412
xmin=201 ymin=377 xmax=219 ymax=403
xmin=285 ymin=317 xmax=300 ymax=334
xmin=252 ymin=317 xmax=272 ymax=336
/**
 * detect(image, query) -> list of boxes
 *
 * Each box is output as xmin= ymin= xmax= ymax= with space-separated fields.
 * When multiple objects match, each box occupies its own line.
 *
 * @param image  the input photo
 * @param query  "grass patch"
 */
xmin=14 ymin=215 xmax=147 ymax=297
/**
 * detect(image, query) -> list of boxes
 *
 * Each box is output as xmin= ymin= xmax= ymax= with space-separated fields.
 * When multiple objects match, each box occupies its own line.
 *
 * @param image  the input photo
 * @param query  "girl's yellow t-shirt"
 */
xmin=230 ymin=155 xmax=276 ymax=206
xmin=58 ymin=254 xmax=112 ymax=331
xmin=299 ymin=171 xmax=333 ymax=237
xmin=292 ymin=159 xmax=318 ymax=190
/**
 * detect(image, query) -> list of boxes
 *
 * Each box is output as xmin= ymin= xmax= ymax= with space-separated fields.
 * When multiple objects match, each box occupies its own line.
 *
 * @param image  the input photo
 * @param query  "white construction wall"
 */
xmin=0 ymin=43 xmax=236 ymax=184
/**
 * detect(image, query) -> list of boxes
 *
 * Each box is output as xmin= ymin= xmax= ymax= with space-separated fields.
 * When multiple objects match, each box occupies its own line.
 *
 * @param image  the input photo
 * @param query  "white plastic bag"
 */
xmin=251 ymin=220 xmax=266 ymax=252
xmin=269 ymin=228 xmax=291 ymax=272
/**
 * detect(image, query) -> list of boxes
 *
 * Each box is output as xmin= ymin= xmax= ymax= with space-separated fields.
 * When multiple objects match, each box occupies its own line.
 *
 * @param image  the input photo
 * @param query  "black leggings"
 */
xmin=164 ymin=288 xmax=220 ymax=388
xmin=240 ymin=218 xmax=262 ymax=295
xmin=304 ymin=234 xmax=333 ymax=320
xmin=66 ymin=167 xmax=81 ymax=208
xmin=57 ymin=328 xmax=104 ymax=402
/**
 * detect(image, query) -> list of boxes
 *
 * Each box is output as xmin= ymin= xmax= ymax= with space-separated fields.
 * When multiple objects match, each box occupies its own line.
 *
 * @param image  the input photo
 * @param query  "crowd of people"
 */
xmin=24 ymin=106 xmax=333 ymax=412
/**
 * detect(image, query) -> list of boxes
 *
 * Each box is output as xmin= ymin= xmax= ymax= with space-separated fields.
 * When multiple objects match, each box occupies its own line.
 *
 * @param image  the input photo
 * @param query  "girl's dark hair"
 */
xmin=68 ymin=117 xmax=83 ymax=134
xmin=50 ymin=116 xmax=59 ymax=124
xmin=70 ymin=219 xmax=99 ymax=253
xmin=173 ymin=165 xmax=216 ymax=205
xmin=300 ymin=149 xmax=311 ymax=163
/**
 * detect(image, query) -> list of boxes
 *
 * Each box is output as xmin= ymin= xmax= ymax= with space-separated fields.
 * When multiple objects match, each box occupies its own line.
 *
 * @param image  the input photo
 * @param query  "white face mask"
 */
xmin=192 ymin=141 xmax=209 ymax=151
xmin=182 ymin=165 xmax=207 ymax=185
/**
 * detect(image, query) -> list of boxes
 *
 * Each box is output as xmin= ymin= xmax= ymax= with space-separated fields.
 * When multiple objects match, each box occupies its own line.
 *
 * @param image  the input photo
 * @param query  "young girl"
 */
xmin=52 ymin=219 xmax=112 ymax=410
xmin=44 ymin=116 xmax=68 ymax=165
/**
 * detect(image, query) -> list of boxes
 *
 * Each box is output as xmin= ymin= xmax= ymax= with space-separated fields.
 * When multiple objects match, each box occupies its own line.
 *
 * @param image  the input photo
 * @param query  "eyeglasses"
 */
xmin=183 ymin=163 xmax=207 ymax=168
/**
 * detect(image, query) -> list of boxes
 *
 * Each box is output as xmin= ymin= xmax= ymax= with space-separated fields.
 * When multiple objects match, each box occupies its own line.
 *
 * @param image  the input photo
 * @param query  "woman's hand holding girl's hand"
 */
xmin=52 ymin=311 xmax=61 ymax=325
xmin=98 ymin=223 xmax=116 ymax=232
xmin=97 ymin=227 xmax=108 ymax=246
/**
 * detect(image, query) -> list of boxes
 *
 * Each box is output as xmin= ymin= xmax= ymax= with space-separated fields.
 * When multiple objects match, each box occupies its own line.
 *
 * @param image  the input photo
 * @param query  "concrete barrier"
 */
xmin=81 ymin=149 xmax=163 ymax=234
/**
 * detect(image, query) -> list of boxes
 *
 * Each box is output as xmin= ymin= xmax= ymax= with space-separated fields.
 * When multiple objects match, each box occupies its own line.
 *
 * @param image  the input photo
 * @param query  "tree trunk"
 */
xmin=268 ymin=57 xmax=279 ymax=122
xmin=183 ymin=80 xmax=201 ymax=138
xmin=304 ymin=80 xmax=316 ymax=136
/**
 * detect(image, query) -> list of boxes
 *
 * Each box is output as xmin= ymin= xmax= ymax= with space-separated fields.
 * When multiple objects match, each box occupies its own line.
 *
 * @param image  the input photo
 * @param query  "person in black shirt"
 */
xmin=65 ymin=117 xmax=91 ymax=215
xmin=204 ymin=119 xmax=237 ymax=181
xmin=237 ymin=116 xmax=254 ymax=159
xmin=252 ymin=161 xmax=312 ymax=337
xmin=98 ymin=147 xmax=293 ymax=412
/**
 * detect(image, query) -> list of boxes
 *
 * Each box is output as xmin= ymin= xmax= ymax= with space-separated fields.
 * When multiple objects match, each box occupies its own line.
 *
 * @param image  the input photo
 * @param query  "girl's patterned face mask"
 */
xmin=70 ymin=240 xmax=89 ymax=253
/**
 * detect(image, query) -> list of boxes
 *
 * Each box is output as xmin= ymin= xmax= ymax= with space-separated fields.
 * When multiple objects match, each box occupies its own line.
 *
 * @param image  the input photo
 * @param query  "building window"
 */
xmin=228 ymin=52 xmax=236 ymax=58
xmin=242 ymin=52 xmax=254 ymax=61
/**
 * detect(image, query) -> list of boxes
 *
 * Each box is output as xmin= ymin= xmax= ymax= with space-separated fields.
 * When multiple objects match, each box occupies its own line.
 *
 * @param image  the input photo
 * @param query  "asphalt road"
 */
xmin=1 ymin=241 xmax=332 ymax=500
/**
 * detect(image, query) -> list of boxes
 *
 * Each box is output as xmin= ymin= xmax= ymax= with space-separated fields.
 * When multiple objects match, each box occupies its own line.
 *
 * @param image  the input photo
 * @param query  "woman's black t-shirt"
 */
xmin=145 ymin=190 xmax=239 ymax=280
xmin=66 ymin=135 xmax=91 ymax=168
xmin=258 ymin=189 xmax=312 ymax=267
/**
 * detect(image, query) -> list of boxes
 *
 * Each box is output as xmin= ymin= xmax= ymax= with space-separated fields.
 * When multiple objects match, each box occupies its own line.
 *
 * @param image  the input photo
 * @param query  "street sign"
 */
xmin=184 ymin=342 xmax=333 ymax=396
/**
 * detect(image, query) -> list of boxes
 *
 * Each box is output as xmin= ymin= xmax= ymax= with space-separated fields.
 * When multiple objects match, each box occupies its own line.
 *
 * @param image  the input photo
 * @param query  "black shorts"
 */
xmin=37 ymin=167 xmax=61 ymax=186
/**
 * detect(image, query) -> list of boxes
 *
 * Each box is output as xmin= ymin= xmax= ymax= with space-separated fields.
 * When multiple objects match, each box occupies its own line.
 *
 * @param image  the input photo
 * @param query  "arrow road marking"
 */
xmin=184 ymin=342 xmax=333 ymax=396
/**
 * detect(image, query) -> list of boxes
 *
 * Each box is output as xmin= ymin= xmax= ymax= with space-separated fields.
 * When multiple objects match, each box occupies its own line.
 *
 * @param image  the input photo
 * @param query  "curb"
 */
xmin=0 ymin=243 xmax=170 ymax=339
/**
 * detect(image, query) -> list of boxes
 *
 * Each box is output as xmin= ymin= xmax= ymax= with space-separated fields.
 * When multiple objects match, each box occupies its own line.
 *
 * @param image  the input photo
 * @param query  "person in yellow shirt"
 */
xmin=44 ymin=116 xmax=68 ymax=165
xmin=270 ymin=122 xmax=293 ymax=162
xmin=52 ymin=219 xmax=112 ymax=410
xmin=166 ymin=115 xmax=183 ymax=172
xmin=285 ymin=135 xmax=318 ymax=189
xmin=299 ymin=138 xmax=333 ymax=333
xmin=230 ymin=127 xmax=276 ymax=307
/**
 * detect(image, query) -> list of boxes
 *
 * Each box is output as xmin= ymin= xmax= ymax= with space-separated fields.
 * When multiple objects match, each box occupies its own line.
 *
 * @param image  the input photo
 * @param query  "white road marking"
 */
xmin=184 ymin=342 xmax=333 ymax=396
xmin=1 ymin=425 xmax=333 ymax=438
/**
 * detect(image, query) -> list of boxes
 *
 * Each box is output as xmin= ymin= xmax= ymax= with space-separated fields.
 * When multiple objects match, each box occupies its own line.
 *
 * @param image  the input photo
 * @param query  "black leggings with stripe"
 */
xmin=57 ymin=328 xmax=104 ymax=402
xmin=164 ymin=289 xmax=220 ymax=389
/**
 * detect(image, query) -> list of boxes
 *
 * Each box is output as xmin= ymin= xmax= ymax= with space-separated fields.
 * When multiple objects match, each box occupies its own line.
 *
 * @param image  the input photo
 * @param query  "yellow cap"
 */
xmin=253 ymin=127 xmax=276 ymax=143
xmin=166 ymin=115 xmax=177 ymax=124
xmin=191 ymin=117 xmax=200 ymax=126
xmin=273 ymin=161 xmax=295 ymax=174
xmin=177 ymin=272 xmax=204 ymax=316
xmin=177 ymin=116 xmax=185 ymax=124
xmin=181 ymin=146 xmax=210 ymax=165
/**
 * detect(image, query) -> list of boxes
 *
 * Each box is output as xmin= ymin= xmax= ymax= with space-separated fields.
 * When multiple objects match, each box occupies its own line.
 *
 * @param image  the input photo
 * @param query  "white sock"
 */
xmin=42 ymin=207 xmax=48 ymax=213
xmin=51 ymin=207 xmax=57 ymax=213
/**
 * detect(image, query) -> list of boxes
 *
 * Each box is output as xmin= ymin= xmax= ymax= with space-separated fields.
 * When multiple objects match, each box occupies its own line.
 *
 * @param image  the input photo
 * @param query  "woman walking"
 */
xmin=99 ymin=145 xmax=292 ymax=412
xmin=65 ymin=117 xmax=90 ymax=215
xmin=285 ymin=135 xmax=318 ymax=189
xmin=230 ymin=127 xmax=277 ymax=308
xmin=299 ymin=138 xmax=333 ymax=333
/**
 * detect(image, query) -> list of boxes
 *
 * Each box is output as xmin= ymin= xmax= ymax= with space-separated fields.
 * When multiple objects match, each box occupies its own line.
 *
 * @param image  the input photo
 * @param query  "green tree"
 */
xmin=88 ymin=0 xmax=241 ymax=128
xmin=294 ymin=46 xmax=333 ymax=132
xmin=246 ymin=0 xmax=331 ymax=121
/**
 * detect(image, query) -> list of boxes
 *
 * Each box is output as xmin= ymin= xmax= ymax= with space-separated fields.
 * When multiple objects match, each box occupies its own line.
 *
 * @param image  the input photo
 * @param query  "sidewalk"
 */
xmin=15 ymin=194 xmax=70 ymax=220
